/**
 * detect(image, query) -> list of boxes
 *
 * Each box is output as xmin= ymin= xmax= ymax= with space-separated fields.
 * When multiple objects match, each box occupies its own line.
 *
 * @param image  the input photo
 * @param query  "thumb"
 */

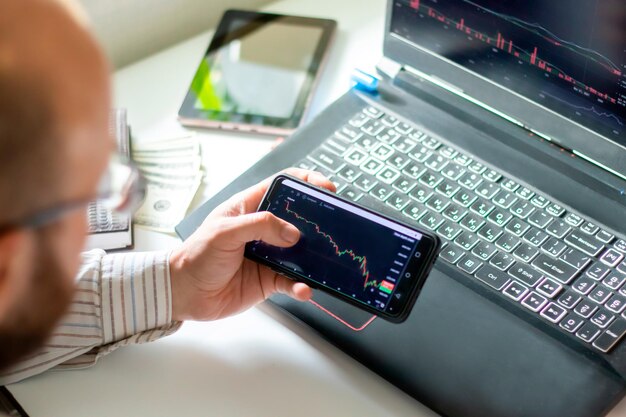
xmin=215 ymin=211 xmax=300 ymax=251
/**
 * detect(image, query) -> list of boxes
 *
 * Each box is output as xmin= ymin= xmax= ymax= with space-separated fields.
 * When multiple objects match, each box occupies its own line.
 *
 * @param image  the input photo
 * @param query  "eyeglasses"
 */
xmin=0 ymin=154 xmax=146 ymax=233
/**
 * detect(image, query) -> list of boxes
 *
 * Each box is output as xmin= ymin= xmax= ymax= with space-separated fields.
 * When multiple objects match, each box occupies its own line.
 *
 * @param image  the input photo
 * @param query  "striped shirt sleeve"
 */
xmin=0 ymin=249 xmax=181 ymax=385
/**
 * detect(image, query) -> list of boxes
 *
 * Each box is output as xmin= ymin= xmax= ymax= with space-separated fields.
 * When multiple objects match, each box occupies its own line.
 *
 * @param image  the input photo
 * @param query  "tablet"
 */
xmin=178 ymin=10 xmax=336 ymax=135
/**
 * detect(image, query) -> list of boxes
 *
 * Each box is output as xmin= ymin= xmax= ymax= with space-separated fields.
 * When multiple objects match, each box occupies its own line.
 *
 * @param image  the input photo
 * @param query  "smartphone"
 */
xmin=244 ymin=175 xmax=441 ymax=323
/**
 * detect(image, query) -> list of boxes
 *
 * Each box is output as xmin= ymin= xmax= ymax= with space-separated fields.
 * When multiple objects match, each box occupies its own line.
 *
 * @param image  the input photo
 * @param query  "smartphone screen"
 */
xmin=245 ymin=175 xmax=440 ymax=322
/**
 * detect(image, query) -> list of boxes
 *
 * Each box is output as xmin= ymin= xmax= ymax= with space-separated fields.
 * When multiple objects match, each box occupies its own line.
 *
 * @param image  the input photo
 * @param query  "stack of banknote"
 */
xmin=131 ymin=134 xmax=204 ymax=233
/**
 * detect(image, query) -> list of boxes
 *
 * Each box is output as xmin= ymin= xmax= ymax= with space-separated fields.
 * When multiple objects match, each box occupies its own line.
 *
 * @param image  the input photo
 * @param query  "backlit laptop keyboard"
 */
xmin=295 ymin=105 xmax=626 ymax=353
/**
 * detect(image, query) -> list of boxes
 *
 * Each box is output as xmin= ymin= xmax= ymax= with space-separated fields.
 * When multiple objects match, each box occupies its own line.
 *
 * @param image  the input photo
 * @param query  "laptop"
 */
xmin=177 ymin=1 xmax=626 ymax=416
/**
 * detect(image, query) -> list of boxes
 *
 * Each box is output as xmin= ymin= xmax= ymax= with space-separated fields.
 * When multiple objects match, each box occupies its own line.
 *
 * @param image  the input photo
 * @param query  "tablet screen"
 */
xmin=179 ymin=11 xmax=336 ymax=133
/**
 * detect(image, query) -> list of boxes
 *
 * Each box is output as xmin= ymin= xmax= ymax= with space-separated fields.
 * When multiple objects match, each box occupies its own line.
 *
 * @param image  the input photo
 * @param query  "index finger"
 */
xmin=215 ymin=168 xmax=336 ymax=217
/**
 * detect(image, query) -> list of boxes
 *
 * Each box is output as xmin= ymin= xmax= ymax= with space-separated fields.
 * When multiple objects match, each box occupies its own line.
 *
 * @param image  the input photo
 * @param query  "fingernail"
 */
xmin=281 ymin=224 xmax=300 ymax=243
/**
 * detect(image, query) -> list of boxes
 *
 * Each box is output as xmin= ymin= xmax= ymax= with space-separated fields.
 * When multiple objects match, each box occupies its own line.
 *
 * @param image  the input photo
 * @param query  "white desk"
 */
xmin=8 ymin=0 xmax=626 ymax=416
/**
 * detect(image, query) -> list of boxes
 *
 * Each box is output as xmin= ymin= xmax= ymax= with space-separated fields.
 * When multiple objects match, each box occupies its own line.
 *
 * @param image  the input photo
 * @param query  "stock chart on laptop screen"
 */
xmin=391 ymin=0 xmax=626 ymax=146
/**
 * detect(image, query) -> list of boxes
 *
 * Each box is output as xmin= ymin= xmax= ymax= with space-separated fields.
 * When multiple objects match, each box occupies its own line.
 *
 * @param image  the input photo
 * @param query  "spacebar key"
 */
xmin=531 ymin=254 xmax=578 ymax=284
xmin=475 ymin=265 xmax=510 ymax=291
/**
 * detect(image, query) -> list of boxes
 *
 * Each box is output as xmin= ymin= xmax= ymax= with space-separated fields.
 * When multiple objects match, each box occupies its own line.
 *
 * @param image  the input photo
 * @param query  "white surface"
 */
xmin=8 ymin=0 xmax=626 ymax=416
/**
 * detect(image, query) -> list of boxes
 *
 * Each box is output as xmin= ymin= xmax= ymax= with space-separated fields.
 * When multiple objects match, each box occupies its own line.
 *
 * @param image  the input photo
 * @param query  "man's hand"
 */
xmin=169 ymin=168 xmax=336 ymax=322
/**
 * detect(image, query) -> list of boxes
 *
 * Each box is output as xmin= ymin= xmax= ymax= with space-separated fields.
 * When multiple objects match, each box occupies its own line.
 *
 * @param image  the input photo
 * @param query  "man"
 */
xmin=0 ymin=0 xmax=334 ymax=384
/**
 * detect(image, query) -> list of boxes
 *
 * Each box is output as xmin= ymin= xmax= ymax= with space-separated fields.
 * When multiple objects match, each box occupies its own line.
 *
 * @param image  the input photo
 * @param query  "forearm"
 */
xmin=0 ymin=250 xmax=181 ymax=385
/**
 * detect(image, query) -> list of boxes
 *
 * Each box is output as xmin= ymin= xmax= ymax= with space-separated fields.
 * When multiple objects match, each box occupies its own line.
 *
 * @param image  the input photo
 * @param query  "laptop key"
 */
xmin=492 ymin=190 xmax=518 ymax=209
xmin=574 ymin=301 xmax=597 ymax=320
xmin=388 ymin=154 xmax=411 ymax=170
xmin=536 ymin=277 xmax=563 ymax=298
xmin=441 ymin=164 xmax=465 ymax=181
xmin=395 ymin=122 xmax=413 ymax=134
xmin=472 ymin=241 xmax=497 ymax=261
xmin=505 ymin=218 xmax=530 ymax=237
xmin=424 ymin=154 xmax=449 ymax=171
xmin=476 ymin=182 xmax=499 ymax=199
xmin=541 ymin=303 xmax=567 ymax=323
xmin=576 ymin=322 xmax=602 ymax=343
xmin=516 ymin=187 xmax=535 ymax=200
xmin=324 ymin=136 xmax=351 ymax=155
xmin=377 ymin=166 xmax=401 ymax=184
xmin=348 ymin=113 xmax=369 ymax=128
xmin=344 ymin=146 xmax=369 ymax=166
xmin=564 ymin=212 xmax=584 ymax=227
xmin=530 ymin=195 xmax=550 ymax=208
xmin=524 ymin=227 xmax=550 ymax=246
xmin=408 ymin=186 xmax=432 ymax=204
xmin=614 ymin=239 xmax=626 ymax=253
xmin=508 ymin=263 xmax=543 ymax=287
xmin=541 ymin=237 xmax=567 ymax=258
xmin=482 ymin=169 xmax=501 ymax=182
xmin=571 ymin=276 xmax=596 ymax=295
xmin=361 ymin=157 xmax=385 ymax=175
xmin=308 ymin=147 xmax=345 ymax=172
xmin=590 ymin=308 xmax=615 ymax=328
xmin=328 ymin=176 xmax=347 ymax=193
xmin=586 ymin=261 xmax=611 ymax=281
xmin=503 ymin=281 xmax=529 ymax=301
xmin=386 ymin=194 xmax=410 ymax=211
xmin=419 ymin=170 xmax=444 ymax=188
xmin=442 ymin=203 xmax=467 ymax=223
xmin=600 ymin=248 xmax=624 ymax=267
xmin=370 ymin=183 xmax=394 ymax=201
xmin=593 ymin=319 xmax=626 ymax=352
xmin=470 ymin=199 xmax=495 ymax=217
xmin=381 ymin=114 xmax=399 ymax=127
xmin=580 ymin=221 xmax=599 ymax=235
xmin=509 ymin=200 xmax=535 ymax=219
xmin=337 ymin=165 xmax=362 ymax=182
xmin=370 ymin=143 xmax=394 ymax=161
xmin=436 ymin=181 xmax=460 ymax=198
xmin=457 ymin=254 xmax=483 ymax=275
xmin=421 ymin=136 xmax=441 ymax=150
xmin=393 ymin=137 xmax=417 ymax=153
xmin=559 ymin=248 xmax=591 ymax=270
xmin=408 ymin=146 xmax=432 ymax=163
xmin=604 ymin=274 xmax=626 ymax=291
xmin=460 ymin=213 xmax=485 ymax=233
xmin=338 ymin=186 xmax=363 ymax=202
xmin=588 ymin=286 xmax=612 ymax=304
xmin=521 ymin=291 xmax=548 ymax=312
xmin=557 ymin=290 xmax=582 ymax=309
xmin=437 ymin=223 xmax=463 ymax=241
xmin=475 ymin=265 xmax=510 ymax=290
xmin=468 ymin=161 xmax=486 ymax=174
xmin=528 ymin=210 xmax=551 ymax=229
xmin=458 ymin=172 xmax=483 ymax=190
xmin=402 ymin=203 xmax=426 ymax=221
xmin=501 ymin=178 xmax=520 ymax=192
xmin=513 ymin=243 xmax=539 ymax=263
xmin=353 ymin=174 xmax=377 ymax=192
xmin=487 ymin=209 xmax=512 ymax=227
xmin=454 ymin=153 xmax=472 ymax=166
xmin=565 ymin=230 xmax=605 ymax=257
xmin=545 ymin=219 xmax=571 ymax=239
xmin=420 ymin=211 xmax=445 ymax=230
xmin=608 ymin=296 xmax=626 ymax=314
xmin=455 ymin=232 xmax=480 ymax=250
xmin=532 ymin=253 xmax=579 ymax=283
xmin=363 ymin=106 xmax=383 ymax=119
xmin=392 ymin=177 xmax=415 ymax=194
xmin=546 ymin=203 xmax=565 ymax=217
xmin=355 ymin=134 xmax=377 ymax=151
xmin=441 ymin=246 xmax=466 ymax=266
xmin=361 ymin=119 xmax=385 ymax=136
xmin=376 ymin=128 xmax=401 ymax=144
xmin=495 ymin=233 xmax=520 ymax=253
xmin=560 ymin=313 xmax=585 ymax=333
xmin=596 ymin=230 xmax=615 ymax=244
xmin=477 ymin=224 xmax=503 ymax=242
xmin=402 ymin=162 xmax=426 ymax=179
xmin=489 ymin=251 xmax=515 ymax=271
xmin=453 ymin=190 xmax=477 ymax=207
xmin=295 ymin=159 xmax=317 ymax=170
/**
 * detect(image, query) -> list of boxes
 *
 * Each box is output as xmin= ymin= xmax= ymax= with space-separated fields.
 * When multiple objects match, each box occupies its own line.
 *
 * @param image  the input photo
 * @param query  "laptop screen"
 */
xmin=390 ymin=0 xmax=626 ymax=149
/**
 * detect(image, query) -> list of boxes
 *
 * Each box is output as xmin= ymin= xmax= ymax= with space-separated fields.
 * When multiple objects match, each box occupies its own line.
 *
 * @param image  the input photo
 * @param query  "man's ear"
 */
xmin=0 ymin=229 xmax=34 ymax=320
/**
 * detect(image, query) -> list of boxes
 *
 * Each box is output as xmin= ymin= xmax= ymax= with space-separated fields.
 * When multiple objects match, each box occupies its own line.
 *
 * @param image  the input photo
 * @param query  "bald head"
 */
xmin=0 ymin=0 xmax=111 ymax=222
